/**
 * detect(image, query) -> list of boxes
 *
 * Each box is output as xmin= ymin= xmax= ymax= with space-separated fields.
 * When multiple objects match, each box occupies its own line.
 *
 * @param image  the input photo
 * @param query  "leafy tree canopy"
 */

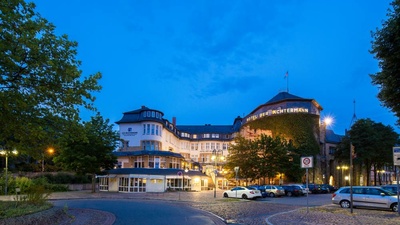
xmin=54 ymin=114 xmax=119 ymax=192
xmin=225 ymin=134 xmax=303 ymax=183
xmin=370 ymin=0 xmax=400 ymax=125
xmin=335 ymin=118 xmax=398 ymax=185
xmin=0 ymin=0 xmax=101 ymax=154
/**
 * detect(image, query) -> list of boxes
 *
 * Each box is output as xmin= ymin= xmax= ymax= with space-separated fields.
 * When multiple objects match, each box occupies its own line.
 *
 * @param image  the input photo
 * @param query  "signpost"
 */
xmin=393 ymin=147 xmax=400 ymax=214
xmin=177 ymin=171 xmax=182 ymax=200
xmin=234 ymin=166 xmax=239 ymax=198
xmin=301 ymin=156 xmax=313 ymax=213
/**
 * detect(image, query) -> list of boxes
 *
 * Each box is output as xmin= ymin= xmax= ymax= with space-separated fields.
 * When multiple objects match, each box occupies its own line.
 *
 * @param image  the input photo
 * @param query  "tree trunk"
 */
xmin=365 ymin=160 xmax=371 ymax=186
xmin=91 ymin=173 xmax=96 ymax=193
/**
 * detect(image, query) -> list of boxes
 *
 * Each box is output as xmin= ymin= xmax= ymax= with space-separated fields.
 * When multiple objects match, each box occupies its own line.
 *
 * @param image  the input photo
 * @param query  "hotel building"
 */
xmin=99 ymin=92 xmax=342 ymax=193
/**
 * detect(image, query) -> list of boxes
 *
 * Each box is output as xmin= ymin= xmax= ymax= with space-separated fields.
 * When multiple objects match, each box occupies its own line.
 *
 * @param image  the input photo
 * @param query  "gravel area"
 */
xmin=267 ymin=205 xmax=400 ymax=225
xmin=184 ymin=200 xmax=400 ymax=225
xmin=58 ymin=208 xmax=115 ymax=225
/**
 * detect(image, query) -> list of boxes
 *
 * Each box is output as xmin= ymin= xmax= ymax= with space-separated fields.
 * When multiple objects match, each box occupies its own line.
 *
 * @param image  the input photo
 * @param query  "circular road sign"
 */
xmin=301 ymin=156 xmax=313 ymax=168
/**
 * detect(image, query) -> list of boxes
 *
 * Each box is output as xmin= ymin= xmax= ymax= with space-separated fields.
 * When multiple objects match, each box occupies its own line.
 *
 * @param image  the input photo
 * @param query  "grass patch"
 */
xmin=217 ymin=198 xmax=242 ymax=202
xmin=0 ymin=201 xmax=52 ymax=219
xmin=299 ymin=206 xmax=357 ymax=216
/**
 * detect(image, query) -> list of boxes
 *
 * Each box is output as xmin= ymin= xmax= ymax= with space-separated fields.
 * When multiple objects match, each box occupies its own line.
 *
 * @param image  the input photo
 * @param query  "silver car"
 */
xmin=261 ymin=185 xmax=285 ymax=197
xmin=332 ymin=186 xmax=398 ymax=212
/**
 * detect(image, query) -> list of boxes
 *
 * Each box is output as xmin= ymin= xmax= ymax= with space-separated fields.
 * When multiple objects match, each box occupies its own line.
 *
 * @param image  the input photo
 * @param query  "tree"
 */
xmin=335 ymin=118 xmax=398 ymax=185
xmin=370 ymin=0 xmax=400 ymax=125
xmin=54 ymin=114 xmax=119 ymax=192
xmin=225 ymin=134 xmax=292 ymax=184
xmin=0 ymin=0 xmax=101 ymax=155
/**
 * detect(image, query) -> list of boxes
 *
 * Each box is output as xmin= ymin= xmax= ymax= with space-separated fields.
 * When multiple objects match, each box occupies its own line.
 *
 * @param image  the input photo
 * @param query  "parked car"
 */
xmin=223 ymin=186 xmax=262 ymax=199
xmin=381 ymin=185 xmax=399 ymax=195
xmin=332 ymin=186 xmax=398 ymax=212
xmin=321 ymin=184 xmax=337 ymax=193
xmin=260 ymin=185 xmax=285 ymax=197
xmin=281 ymin=185 xmax=303 ymax=197
xmin=289 ymin=184 xmax=307 ymax=195
xmin=308 ymin=184 xmax=328 ymax=194
xmin=248 ymin=185 xmax=268 ymax=198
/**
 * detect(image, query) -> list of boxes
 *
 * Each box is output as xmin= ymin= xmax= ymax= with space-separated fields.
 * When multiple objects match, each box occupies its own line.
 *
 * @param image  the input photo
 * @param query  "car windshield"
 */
xmin=247 ymin=187 xmax=256 ymax=190
xmin=276 ymin=186 xmax=284 ymax=190
xmin=381 ymin=189 xmax=397 ymax=196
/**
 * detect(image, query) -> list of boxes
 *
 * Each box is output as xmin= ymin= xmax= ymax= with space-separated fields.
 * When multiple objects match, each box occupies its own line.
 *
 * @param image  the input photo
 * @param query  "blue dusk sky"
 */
xmin=32 ymin=0 xmax=398 ymax=135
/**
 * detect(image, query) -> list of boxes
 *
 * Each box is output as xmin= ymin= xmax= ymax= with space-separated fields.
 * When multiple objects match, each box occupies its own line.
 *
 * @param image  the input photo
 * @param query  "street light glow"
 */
xmin=324 ymin=116 xmax=333 ymax=126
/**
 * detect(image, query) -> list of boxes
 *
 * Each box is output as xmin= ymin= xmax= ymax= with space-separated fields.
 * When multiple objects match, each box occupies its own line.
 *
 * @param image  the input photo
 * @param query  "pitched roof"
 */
xmin=177 ymin=125 xmax=236 ymax=134
xmin=106 ymin=168 xmax=208 ymax=177
xmin=115 ymin=106 xmax=164 ymax=124
xmin=114 ymin=150 xmax=184 ymax=158
xmin=266 ymin=92 xmax=305 ymax=104
xmin=326 ymin=129 xmax=343 ymax=143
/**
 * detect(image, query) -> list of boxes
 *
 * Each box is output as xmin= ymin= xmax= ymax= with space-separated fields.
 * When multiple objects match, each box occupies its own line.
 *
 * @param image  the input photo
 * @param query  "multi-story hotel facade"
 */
xmin=99 ymin=92 xmax=343 ymax=193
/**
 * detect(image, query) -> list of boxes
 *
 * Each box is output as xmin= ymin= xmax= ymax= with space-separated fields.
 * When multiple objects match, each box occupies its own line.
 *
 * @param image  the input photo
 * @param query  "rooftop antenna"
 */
xmin=284 ymin=71 xmax=289 ymax=93
xmin=349 ymin=99 xmax=357 ymax=128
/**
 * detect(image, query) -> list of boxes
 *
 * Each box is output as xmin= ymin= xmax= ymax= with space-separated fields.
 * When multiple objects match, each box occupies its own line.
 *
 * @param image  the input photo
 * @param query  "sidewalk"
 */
xmin=48 ymin=189 xmax=227 ymax=202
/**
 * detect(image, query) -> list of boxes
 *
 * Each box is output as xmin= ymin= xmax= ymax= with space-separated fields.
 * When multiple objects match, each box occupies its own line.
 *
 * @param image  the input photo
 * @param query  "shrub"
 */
xmin=0 ymin=171 xmax=16 ymax=195
xmin=15 ymin=185 xmax=51 ymax=205
xmin=15 ymin=177 xmax=33 ymax=194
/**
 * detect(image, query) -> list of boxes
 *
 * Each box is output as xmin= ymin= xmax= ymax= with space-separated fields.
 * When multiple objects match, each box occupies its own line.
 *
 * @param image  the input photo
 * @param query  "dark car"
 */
xmin=321 ymin=184 xmax=337 ymax=193
xmin=308 ymin=184 xmax=328 ymax=194
xmin=248 ymin=185 xmax=268 ymax=198
xmin=281 ymin=185 xmax=302 ymax=196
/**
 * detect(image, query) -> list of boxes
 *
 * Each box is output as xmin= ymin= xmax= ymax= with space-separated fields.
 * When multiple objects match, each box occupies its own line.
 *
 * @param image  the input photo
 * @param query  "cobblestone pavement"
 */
xmin=15 ymin=190 xmax=400 ymax=225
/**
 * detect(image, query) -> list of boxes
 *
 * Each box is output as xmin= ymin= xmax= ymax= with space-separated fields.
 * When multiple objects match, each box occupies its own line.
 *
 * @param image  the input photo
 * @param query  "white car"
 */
xmin=223 ymin=186 xmax=262 ymax=199
xmin=332 ymin=186 xmax=398 ymax=212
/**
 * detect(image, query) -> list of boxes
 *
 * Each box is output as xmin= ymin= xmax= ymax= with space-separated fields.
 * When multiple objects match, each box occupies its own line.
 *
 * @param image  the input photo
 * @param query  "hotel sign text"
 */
xmin=246 ymin=107 xmax=309 ymax=123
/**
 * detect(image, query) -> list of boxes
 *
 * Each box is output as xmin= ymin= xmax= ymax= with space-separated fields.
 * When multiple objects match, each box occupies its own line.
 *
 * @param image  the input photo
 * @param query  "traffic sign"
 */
xmin=393 ymin=147 xmax=400 ymax=166
xmin=301 ymin=156 xmax=313 ymax=168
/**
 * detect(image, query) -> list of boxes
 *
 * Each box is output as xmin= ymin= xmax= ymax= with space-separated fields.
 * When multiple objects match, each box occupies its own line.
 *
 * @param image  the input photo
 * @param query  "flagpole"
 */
xmin=287 ymin=74 xmax=289 ymax=93
xmin=285 ymin=71 xmax=289 ymax=93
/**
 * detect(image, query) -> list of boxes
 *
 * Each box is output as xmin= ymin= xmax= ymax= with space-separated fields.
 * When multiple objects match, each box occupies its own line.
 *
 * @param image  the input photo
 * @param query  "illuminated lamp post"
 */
xmin=336 ymin=165 xmax=348 ymax=187
xmin=42 ymin=147 xmax=55 ymax=172
xmin=212 ymin=149 xmax=224 ymax=198
xmin=0 ymin=147 xmax=18 ymax=195
xmin=323 ymin=116 xmax=333 ymax=184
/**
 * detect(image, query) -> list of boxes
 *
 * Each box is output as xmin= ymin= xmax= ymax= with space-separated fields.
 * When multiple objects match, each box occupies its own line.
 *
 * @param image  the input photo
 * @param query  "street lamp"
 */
xmin=42 ymin=147 xmax=55 ymax=172
xmin=212 ymin=149 xmax=224 ymax=198
xmin=336 ymin=165 xmax=348 ymax=187
xmin=322 ymin=116 xmax=333 ymax=184
xmin=0 ymin=147 xmax=18 ymax=195
xmin=234 ymin=166 xmax=240 ymax=198
xmin=234 ymin=166 xmax=240 ymax=186
xmin=377 ymin=170 xmax=386 ymax=185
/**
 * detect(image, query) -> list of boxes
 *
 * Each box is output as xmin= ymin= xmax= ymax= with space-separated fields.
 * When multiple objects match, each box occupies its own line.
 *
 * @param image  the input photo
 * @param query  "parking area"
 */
xmin=256 ymin=192 xmax=332 ymax=206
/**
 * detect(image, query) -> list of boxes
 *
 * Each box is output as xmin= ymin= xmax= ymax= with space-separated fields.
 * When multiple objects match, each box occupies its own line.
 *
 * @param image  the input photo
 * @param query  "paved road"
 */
xmin=48 ymin=190 xmax=333 ymax=225
xmin=52 ymin=199 xmax=225 ymax=225
xmin=256 ymin=193 xmax=333 ymax=206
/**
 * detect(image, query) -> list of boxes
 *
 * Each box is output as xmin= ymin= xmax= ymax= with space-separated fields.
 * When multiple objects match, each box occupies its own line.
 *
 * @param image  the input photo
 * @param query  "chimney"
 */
xmin=172 ymin=117 xmax=176 ymax=126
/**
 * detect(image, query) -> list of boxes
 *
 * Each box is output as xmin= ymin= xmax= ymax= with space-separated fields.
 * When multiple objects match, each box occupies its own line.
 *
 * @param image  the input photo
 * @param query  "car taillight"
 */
xmin=250 ymin=191 xmax=255 ymax=194
xmin=332 ymin=193 xmax=336 ymax=198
